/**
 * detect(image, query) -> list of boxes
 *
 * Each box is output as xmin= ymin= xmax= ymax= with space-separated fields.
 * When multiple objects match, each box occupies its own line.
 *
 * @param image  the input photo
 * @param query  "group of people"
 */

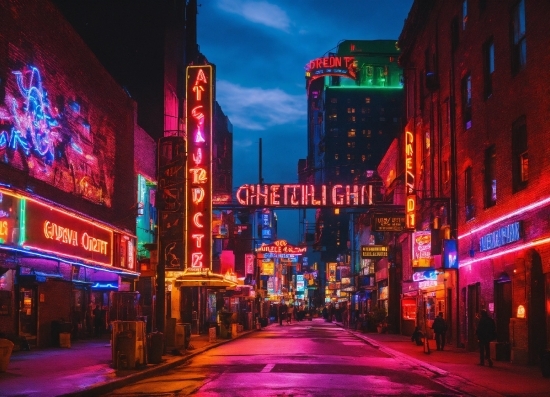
xmin=411 ymin=309 xmax=497 ymax=366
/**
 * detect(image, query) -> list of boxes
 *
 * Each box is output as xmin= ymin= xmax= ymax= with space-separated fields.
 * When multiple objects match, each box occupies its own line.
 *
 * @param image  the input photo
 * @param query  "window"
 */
xmin=462 ymin=0 xmax=468 ymax=30
xmin=347 ymin=141 xmax=355 ymax=148
xmin=348 ymin=116 xmax=356 ymax=122
xmin=512 ymin=116 xmax=528 ymax=192
xmin=465 ymin=166 xmax=474 ymax=220
xmin=461 ymin=73 xmax=472 ymax=129
xmin=511 ymin=0 xmax=526 ymax=75
xmin=483 ymin=38 xmax=495 ymax=99
xmin=365 ymin=97 xmax=371 ymax=104
xmin=362 ymin=155 xmax=366 ymax=162
xmin=484 ymin=145 xmax=496 ymax=208
xmin=329 ymin=113 xmax=337 ymax=121
xmin=451 ymin=17 xmax=459 ymax=52
xmin=334 ymin=153 xmax=339 ymax=160
xmin=335 ymin=167 xmax=340 ymax=176
xmin=348 ymin=129 xmax=356 ymax=138
xmin=347 ymin=108 xmax=355 ymax=114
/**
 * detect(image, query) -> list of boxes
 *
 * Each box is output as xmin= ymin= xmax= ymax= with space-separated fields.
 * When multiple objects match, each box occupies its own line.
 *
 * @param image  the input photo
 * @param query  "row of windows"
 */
xmin=460 ymin=0 xmax=526 ymax=130
xmin=464 ymin=115 xmax=528 ymax=221
xmin=330 ymin=97 xmax=372 ymax=104
xmin=328 ymin=114 xmax=399 ymax=123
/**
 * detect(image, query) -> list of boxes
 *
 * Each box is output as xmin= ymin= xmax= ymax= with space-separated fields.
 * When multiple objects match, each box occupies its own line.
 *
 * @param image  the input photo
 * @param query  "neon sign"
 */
xmin=479 ymin=222 xmax=521 ymax=252
xmin=305 ymin=56 xmax=357 ymax=89
xmin=186 ymin=65 xmax=213 ymax=269
xmin=0 ymin=66 xmax=114 ymax=206
xmin=23 ymin=198 xmax=113 ymax=266
xmin=234 ymin=184 xmax=375 ymax=207
xmin=256 ymin=240 xmax=306 ymax=255
xmin=405 ymin=123 xmax=416 ymax=230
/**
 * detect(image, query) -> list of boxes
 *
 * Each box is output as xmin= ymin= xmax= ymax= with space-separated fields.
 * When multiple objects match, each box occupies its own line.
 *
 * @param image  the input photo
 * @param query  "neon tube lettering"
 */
xmin=191 ymin=252 xmax=204 ymax=268
xmin=191 ymin=234 xmax=204 ymax=248
xmin=193 ymin=213 xmax=204 ymax=228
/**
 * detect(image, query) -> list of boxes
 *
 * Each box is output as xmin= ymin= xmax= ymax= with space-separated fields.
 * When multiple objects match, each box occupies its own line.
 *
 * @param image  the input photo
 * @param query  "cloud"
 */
xmin=217 ymin=0 xmax=291 ymax=32
xmin=216 ymin=80 xmax=306 ymax=131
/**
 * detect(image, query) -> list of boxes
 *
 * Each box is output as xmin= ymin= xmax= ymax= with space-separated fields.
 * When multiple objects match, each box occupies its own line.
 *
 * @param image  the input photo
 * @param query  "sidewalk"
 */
xmin=337 ymin=322 xmax=550 ymax=396
xmin=0 ymin=328 xmax=256 ymax=397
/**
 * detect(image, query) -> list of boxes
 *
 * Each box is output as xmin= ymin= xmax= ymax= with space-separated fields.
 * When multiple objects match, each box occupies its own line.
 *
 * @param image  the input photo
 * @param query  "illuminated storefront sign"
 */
xmin=419 ymin=280 xmax=438 ymax=289
xmin=412 ymin=270 xmax=438 ymax=282
xmin=23 ymin=199 xmax=113 ymax=266
xmin=411 ymin=231 xmax=431 ymax=268
xmin=305 ymin=56 xmax=357 ymax=88
xmin=186 ymin=65 xmax=213 ymax=269
xmin=235 ymin=184 xmax=375 ymax=207
xmin=405 ymin=123 xmax=416 ymax=230
xmin=372 ymin=214 xmax=405 ymax=232
xmin=479 ymin=222 xmax=521 ymax=253
xmin=361 ymin=245 xmax=388 ymax=258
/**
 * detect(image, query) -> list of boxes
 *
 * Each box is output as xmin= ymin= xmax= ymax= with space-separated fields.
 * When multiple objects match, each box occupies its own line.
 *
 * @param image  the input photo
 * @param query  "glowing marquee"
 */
xmin=405 ymin=122 xmax=416 ymax=230
xmin=186 ymin=65 xmax=213 ymax=269
xmin=235 ymin=184 xmax=375 ymax=207
xmin=305 ymin=56 xmax=357 ymax=89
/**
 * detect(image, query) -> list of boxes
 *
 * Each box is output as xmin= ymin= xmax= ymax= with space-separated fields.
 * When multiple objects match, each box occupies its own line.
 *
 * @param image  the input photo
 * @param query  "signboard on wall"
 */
xmin=186 ymin=65 xmax=213 ymax=270
xmin=361 ymin=245 xmax=389 ymax=258
xmin=372 ymin=214 xmax=405 ymax=232
xmin=411 ymin=231 xmax=432 ymax=269
xmin=23 ymin=199 xmax=113 ymax=266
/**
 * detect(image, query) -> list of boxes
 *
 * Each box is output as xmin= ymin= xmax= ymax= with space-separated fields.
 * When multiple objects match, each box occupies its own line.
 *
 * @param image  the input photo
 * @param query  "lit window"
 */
xmin=347 ymin=108 xmax=355 ymax=114
xmin=461 ymin=73 xmax=472 ymax=130
xmin=348 ymin=129 xmax=356 ymax=138
xmin=365 ymin=97 xmax=371 ymax=104
xmin=351 ymin=169 xmax=355 ymax=174
xmin=483 ymin=38 xmax=495 ymax=99
xmin=462 ymin=0 xmax=468 ymax=30
xmin=347 ymin=154 xmax=351 ymax=160
xmin=362 ymin=155 xmax=366 ymax=162
xmin=511 ymin=0 xmax=526 ymax=74
xmin=349 ymin=116 xmax=356 ymax=122
xmin=335 ymin=153 xmax=339 ymax=160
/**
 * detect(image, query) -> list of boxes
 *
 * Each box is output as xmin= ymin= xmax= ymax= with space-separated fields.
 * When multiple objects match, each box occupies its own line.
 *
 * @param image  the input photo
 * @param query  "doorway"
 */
xmin=19 ymin=287 xmax=37 ymax=344
xmin=467 ymin=282 xmax=480 ymax=351
xmin=494 ymin=278 xmax=512 ymax=343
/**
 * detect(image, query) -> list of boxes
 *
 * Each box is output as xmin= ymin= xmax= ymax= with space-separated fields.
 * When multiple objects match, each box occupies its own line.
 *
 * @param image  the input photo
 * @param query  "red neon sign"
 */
xmin=405 ymin=123 xmax=416 ymax=230
xmin=186 ymin=65 xmax=213 ymax=270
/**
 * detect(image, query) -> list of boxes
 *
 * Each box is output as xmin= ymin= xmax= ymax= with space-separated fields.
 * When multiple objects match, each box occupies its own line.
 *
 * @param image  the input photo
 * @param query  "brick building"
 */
xmin=0 ymin=0 xmax=148 ymax=347
xmin=398 ymin=0 xmax=550 ymax=365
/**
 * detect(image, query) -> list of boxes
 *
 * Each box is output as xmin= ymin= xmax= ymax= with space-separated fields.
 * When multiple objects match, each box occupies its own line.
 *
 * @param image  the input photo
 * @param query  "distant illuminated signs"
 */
xmin=372 ymin=214 xmax=405 ymax=232
xmin=419 ymin=280 xmax=438 ymax=289
xmin=411 ymin=231 xmax=432 ymax=268
xmin=442 ymin=239 xmax=458 ymax=269
xmin=186 ymin=65 xmax=213 ymax=269
xmin=405 ymin=123 xmax=416 ymax=230
xmin=297 ymin=274 xmax=305 ymax=292
xmin=479 ymin=222 xmax=521 ymax=253
xmin=305 ymin=56 xmax=357 ymax=89
xmin=412 ymin=270 xmax=438 ymax=282
xmin=361 ymin=245 xmax=388 ymax=258
xmin=256 ymin=240 xmax=306 ymax=255
xmin=235 ymin=184 xmax=374 ymax=207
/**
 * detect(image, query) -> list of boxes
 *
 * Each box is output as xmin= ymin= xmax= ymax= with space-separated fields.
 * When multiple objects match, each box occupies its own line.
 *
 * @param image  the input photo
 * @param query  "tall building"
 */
xmin=301 ymin=40 xmax=403 ymax=306
xmin=398 ymin=0 xmax=550 ymax=364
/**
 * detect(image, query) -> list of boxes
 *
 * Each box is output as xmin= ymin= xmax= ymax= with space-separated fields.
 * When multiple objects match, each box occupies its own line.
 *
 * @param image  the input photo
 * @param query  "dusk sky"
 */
xmin=197 ymin=0 xmax=414 ymax=243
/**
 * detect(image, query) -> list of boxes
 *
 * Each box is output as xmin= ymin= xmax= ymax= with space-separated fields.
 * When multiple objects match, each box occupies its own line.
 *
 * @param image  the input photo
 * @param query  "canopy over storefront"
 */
xmin=174 ymin=268 xmax=238 ymax=289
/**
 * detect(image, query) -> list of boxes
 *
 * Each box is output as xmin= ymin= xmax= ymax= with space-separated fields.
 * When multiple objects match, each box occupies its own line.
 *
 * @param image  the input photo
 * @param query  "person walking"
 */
xmin=476 ymin=309 xmax=496 ymax=366
xmin=287 ymin=304 xmax=294 ymax=324
xmin=432 ymin=312 xmax=447 ymax=351
xmin=411 ymin=326 xmax=424 ymax=346
xmin=278 ymin=301 xmax=287 ymax=326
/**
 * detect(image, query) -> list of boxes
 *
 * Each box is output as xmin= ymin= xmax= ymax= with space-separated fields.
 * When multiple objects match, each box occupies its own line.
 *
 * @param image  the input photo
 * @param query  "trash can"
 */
xmin=541 ymin=350 xmax=550 ymax=378
xmin=59 ymin=332 xmax=71 ymax=348
xmin=0 ymin=338 xmax=14 ymax=372
xmin=182 ymin=323 xmax=191 ymax=349
xmin=147 ymin=332 xmax=163 ymax=364
xmin=116 ymin=330 xmax=135 ymax=369
xmin=231 ymin=323 xmax=238 ymax=338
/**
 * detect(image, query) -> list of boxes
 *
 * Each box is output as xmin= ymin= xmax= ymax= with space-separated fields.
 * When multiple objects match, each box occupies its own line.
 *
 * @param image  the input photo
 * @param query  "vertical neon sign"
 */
xmin=405 ymin=122 xmax=416 ymax=230
xmin=186 ymin=65 xmax=212 ymax=269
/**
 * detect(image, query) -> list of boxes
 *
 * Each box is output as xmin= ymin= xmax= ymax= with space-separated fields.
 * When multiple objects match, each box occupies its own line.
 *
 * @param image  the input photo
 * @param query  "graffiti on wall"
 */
xmin=0 ymin=66 xmax=114 ymax=206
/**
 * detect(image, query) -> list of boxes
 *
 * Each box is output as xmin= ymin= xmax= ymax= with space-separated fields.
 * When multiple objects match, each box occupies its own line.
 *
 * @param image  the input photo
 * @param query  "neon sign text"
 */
xmin=235 ymin=184 xmax=375 ymax=207
xmin=405 ymin=125 xmax=416 ymax=230
xmin=479 ymin=222 xmax=521 ymax=252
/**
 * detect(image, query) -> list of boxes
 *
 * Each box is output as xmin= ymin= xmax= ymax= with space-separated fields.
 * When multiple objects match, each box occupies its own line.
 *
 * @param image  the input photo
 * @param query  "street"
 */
xmin=103 ymin=319 xmax=465 ymax=396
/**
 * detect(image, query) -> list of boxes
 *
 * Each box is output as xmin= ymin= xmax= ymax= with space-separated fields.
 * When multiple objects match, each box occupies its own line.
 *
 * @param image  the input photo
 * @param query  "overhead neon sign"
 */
xmin=186 ymin=65 xmax=213 ymax=269
xmin=479 ymin=222 xmax=521 ymax=253
xmin=234 ymin=184 xmax=375 ymax=207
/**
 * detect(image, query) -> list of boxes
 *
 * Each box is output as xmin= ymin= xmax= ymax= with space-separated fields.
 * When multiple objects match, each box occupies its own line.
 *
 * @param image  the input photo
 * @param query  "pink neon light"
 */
xmin=191 ymin=234 xmax=204 ymax=248
xmin=459 ymin=236 xmax=550 ymax=268
xmin=192 ymin=149 xmax=203 ymax=165
xmin=458 ymin=196 xmax=550 ymax=240
xmin=192 ymin=85 xmax=204 ymax=100
xmin=193 ymin=213 xmax=203 ymax=228
xmin=191 ymin=252 xmax=204 ymax=267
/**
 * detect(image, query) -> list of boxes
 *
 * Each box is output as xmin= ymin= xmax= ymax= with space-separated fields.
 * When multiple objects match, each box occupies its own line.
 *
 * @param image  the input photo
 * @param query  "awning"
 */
xmin=174 ymin=269 xmax=238 ymax=289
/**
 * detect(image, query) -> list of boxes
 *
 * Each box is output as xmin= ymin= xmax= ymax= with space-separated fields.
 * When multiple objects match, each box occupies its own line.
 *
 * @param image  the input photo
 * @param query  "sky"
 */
xmin=197 ymin=0 xmax=414 ymax=244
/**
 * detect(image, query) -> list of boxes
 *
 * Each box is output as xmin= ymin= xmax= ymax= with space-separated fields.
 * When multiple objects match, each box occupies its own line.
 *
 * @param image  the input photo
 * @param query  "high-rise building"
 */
xmin=300 ymin=40 xmax=403 ymax=304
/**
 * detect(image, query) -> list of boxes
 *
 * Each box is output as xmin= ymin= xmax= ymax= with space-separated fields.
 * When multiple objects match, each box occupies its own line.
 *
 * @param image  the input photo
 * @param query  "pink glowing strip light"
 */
xmin=458 ymin=196 xmax=550 ymax=240
xmin=459 ymin=236 xmax=550 ymax=268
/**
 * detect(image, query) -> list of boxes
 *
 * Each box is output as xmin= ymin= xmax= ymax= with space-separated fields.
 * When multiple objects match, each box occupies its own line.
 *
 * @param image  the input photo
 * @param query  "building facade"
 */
xmin=0 ymin=0 xmax=145 ymax=347
xmin=398 ymin=0 xmax=550 ymax=364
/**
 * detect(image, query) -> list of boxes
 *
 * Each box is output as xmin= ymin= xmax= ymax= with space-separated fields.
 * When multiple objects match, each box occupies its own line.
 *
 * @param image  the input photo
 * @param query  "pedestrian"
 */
xmin=432 ymin=312 xmax=447 ymax=351
xmin=476 ymin=309 xmax=496 ymax=366
xmin=278 ymin=301 xmax=287 ymax=326
xmin=322 ymin=306 xmax=328 ymax=320
xmin=93 ymin=304 xmax=102 ymax=337
xmin=411 ymin=326 xmax=423 ymax=346
xmin=287 ymin=304 xmax=294 ymax=324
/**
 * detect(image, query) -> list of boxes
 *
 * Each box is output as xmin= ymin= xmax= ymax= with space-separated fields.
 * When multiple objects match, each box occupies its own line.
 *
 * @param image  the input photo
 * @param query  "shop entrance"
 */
xmin=19 ymin=287 xmax=37 ymax=345
xmin=467 ymin=282 xmax=481 ymax=351
xmin=494 ymin=277 xmax=512 ymax=343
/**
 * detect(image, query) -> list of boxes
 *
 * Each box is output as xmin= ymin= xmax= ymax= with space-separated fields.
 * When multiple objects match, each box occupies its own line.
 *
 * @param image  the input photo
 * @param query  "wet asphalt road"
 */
xmin=103 ymin=319 xmax=466 ymax=396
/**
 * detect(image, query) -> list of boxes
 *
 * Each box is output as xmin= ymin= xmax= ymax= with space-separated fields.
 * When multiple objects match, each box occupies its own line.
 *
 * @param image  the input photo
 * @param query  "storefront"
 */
xmin=0 ymin=188 xmax=138 ymax=347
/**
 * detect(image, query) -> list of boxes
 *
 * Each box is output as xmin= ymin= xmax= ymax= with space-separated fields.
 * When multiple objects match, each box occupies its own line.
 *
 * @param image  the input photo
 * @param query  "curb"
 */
xmin=59 ymin=329 xmax=258 ymax=397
